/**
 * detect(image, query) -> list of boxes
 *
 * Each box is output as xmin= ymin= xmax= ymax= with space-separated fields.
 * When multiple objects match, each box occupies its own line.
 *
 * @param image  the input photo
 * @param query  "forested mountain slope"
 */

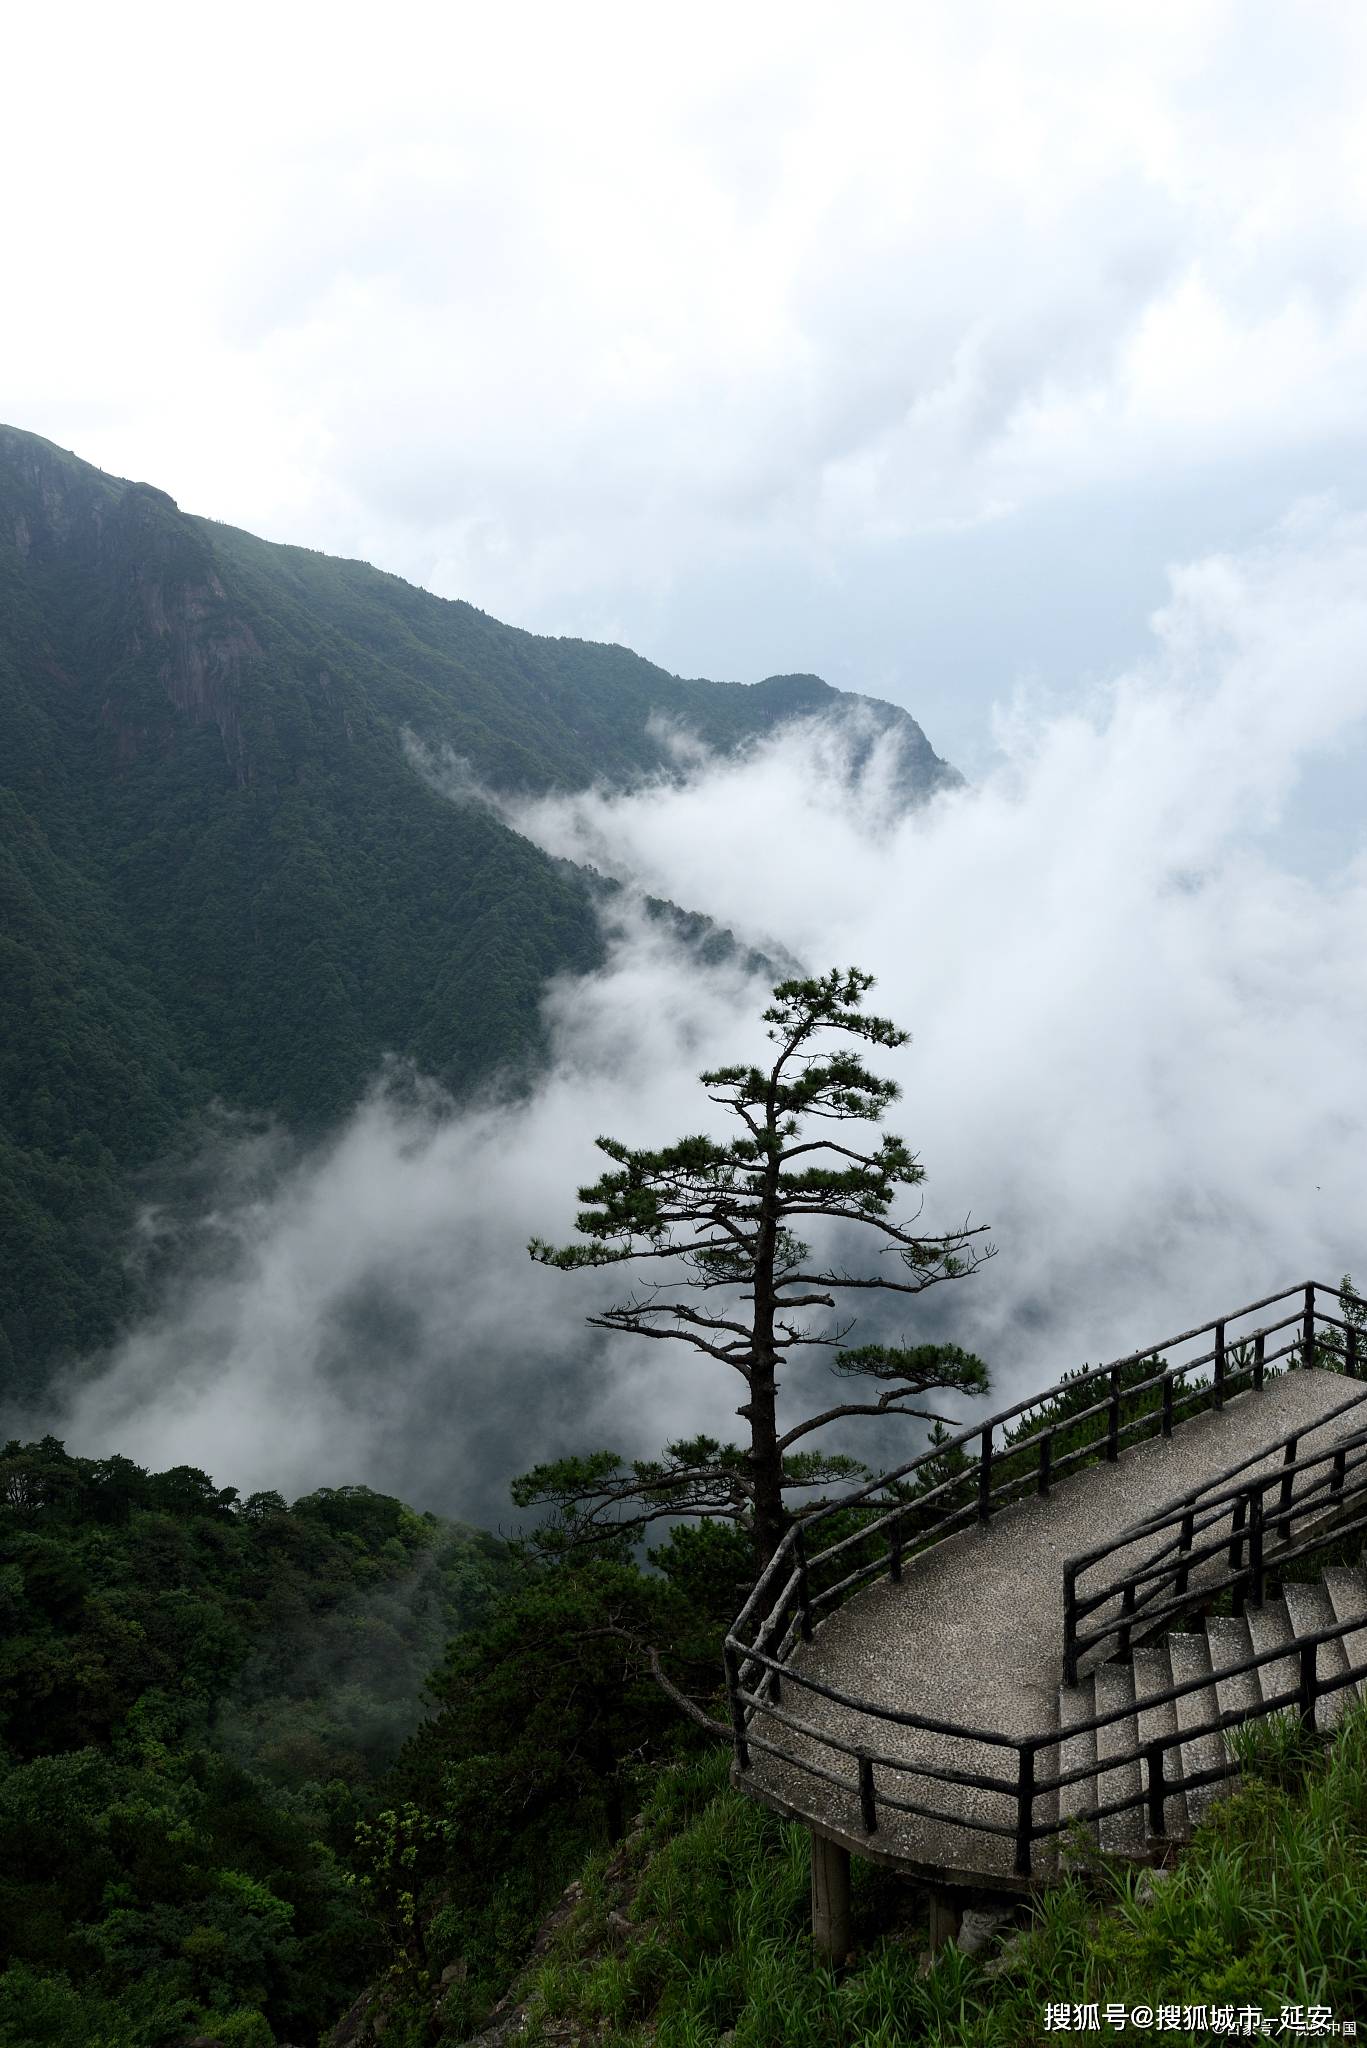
xmin=0 ymin=1435 xmax=513 ymax=2047
xmin=0 ymin=425 xmax=959 ymax=1394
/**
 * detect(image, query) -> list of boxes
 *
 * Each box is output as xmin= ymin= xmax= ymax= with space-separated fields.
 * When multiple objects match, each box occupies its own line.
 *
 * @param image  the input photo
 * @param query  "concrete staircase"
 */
xmin=736 ymin=1361 xmax=1367 ymax=1892
xmin=1056 ymin=1565 xmax=1367 ymax=1859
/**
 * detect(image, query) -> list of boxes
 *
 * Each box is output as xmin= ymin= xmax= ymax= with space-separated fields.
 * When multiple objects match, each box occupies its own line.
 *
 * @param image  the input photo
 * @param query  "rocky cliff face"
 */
xmin=1 ymin=435 xmax=268 ymax=784
xmin=119 ymin=553 xmax=261 ymax=784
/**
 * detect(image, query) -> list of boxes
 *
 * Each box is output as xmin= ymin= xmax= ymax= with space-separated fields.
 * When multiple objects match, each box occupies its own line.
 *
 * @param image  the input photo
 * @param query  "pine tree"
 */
xmin=523 ymin=967 xmax=995 ymax=1570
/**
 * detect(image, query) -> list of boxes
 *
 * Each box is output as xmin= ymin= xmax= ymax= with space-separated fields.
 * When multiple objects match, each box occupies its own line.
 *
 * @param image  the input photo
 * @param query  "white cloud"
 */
xmin=9 ymin=0 xmax=1367 ymax=651
xmin=49 ymin=926 xmax=775 ymax=1521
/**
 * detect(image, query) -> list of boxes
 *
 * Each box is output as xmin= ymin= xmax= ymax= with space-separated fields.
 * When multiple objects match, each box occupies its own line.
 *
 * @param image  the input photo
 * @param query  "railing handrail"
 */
xmin=1063 ymin=1428 xmax=1367 ymax=1676
xmin=738 ymin=1278 xmax=1353 ymax=1649
xmin=1069 ymin=1434 xmax=1367 ymax=1630
xmin=1066 ymin=1460 xmax=1367 ymax=1671
xmin=724 ymin=1634 xmax=1022 ymax=1749
xmin=1046 ymin=1599 xmax=1367 ymax=1751
xmin=733 ymin=1574 xmax=1367 ymax=1874
xmin=793 ymin=1278 xmax=1352 ymax=1553
xmin=725 ymin=1279 xmax=1367 ymax=1877
xmin=1065 ymin=1380 xmax=1367 ymax=1579
xmin=1084 ymin=1427 xmax=1367 ymax=1592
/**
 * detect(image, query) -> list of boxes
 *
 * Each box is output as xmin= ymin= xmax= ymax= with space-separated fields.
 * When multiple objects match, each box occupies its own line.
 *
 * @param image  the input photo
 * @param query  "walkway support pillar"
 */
xmin=809 ymin=1829 xmax=851 ymax=1964
xmin=928 ymin=1887 xmax=961 ymax=1952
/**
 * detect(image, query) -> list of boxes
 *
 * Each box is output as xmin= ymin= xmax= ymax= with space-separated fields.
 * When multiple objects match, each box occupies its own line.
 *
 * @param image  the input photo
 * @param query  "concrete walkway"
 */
xmin=742 ymin=1368 xmax=1367 ymax=1886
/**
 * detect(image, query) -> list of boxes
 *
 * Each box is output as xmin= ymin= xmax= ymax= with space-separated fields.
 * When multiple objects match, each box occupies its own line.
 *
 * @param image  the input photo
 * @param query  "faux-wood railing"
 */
xmin=1064 ymin=1371 xmax=1367 ymax=1682
xmin=725 ymin=1280 xmax=1367 ymax=1878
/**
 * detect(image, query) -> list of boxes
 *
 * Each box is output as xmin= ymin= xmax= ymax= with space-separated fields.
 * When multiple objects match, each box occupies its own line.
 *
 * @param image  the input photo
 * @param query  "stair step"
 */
xmin=1057 ymin=1676 xmax=1098 ymax=1862
xmin=1282 ymin=1579 xmax=1352 ymax=1728
xmin=1322 ymin=1567 xmax=1367 ymax=1701
xmin=1245 ymin=1595 xmax=1299 ymax=1714
xmin=1204 ymin=1614 xmax=1262 ymax=1739
xmin=1094 ymin=1662 xmax=1146 ymax=1855
xmin=1133 ymin=1643 xmax=1189 ymax=1842
xmin=1168 ymin=1630 xmax=1227 ymax=1826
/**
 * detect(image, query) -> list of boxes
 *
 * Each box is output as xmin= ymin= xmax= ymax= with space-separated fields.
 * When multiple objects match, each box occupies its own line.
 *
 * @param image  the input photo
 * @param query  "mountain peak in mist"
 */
xmin=0 ymin=423 xmax=959 ymax=796
xmin=0 ymin=422 xmax=960 ymax=1394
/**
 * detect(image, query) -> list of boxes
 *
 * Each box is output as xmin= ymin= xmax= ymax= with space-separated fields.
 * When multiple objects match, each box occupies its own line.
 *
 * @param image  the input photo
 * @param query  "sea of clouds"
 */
xmin=46 ymin=503 xmax=1367 ymax=1528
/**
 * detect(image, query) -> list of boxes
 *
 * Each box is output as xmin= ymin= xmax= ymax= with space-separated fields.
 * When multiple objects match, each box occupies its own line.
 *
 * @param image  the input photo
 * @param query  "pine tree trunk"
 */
xmin=747 ymin=1149 xmax=789 ymax=1571
xmin=747 ymin=1353 xmax=787 ymax=1571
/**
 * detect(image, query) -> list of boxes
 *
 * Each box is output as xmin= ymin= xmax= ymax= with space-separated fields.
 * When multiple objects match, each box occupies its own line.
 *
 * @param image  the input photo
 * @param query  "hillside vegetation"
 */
xmin=438 ymin=1713 xmax=1367 ymax=2048
xmin=0 ymin=1435 xmax=512 ymax=2048
xmin=0 ymin=425 xmax=958 ymax=1394
xmin=4 ymin=1378 xmax=1367 ymax=2046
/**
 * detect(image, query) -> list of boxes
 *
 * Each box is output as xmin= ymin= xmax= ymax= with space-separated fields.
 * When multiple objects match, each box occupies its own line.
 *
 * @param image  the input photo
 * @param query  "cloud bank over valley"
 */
xmin=46 ymin=505 xmax=1367 ymax=1526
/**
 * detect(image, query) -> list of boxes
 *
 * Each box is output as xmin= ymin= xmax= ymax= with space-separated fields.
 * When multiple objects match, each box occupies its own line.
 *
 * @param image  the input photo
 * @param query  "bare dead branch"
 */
xmin=776 ymin=1399 xmax=960 ymax=1452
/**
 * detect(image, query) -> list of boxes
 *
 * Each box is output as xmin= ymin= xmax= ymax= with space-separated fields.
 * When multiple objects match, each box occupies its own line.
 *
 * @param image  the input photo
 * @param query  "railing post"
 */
xmin=1303 ymin=1282 xmax=1316 ymax=1368
xmin=1063 ymin=1566 xmax=1079 ymax=1686
xmin=1229 ymin=1493 xmax=1248 ymax=1613
xmin=1145 ymin=1737 xmax=1167 ymax=1838
xmin=1228 ymin=1492 xmax=1247 ymax=1572
xmin=1350 ymin=1325 xmax=1360 ymax=1381
xmin=1254 ymin=1329 xmax=1265 ymax=1391
xmin=888 ymin=1514 xmax=903 ymax=1584
xmin=978 ymin=1425 xmax=993 ymax=1524
xmin=1014 ymin=1741 xmax=1036 ymax=1877
xmin=1249 ymin=1490 xmax=1265 ymax=1608
xmin=1280 ymin=1437 xmax=1298 ymax=1523
xmin=1214 ymin=1319 xmax=1226 ymax=1410
xmin=1118 ymin=1581 xmax=1136 ymax=1657
xmin=1107 ymin=1367 xmax=1120 ymax=1461
xmin=1176 ymin=1509 xmax=1195 ymax=1597
xmin=794 ymin=1529 xmax=813 ymax=1643
xmin=723 ymin=1643 xmax=751 ymax=1770
xmin=1161 ymin=1371 xmax=1174 ymax=1438
xmin=858 ymin=1752 xmax=877 ymax=1835
xmin=1299 ymin=1639 xmax=1318 ymax=1732
xmin=1038 ymin=1430 xmax=1052 ymax=1497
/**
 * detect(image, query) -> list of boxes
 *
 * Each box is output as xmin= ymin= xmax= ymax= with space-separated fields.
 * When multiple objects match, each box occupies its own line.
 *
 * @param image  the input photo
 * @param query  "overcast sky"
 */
xmin=8 ymin=1 xmax=1367 ymax=851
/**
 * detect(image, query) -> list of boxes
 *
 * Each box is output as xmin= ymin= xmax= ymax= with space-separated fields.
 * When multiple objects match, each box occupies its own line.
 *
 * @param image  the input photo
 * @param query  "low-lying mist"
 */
xmin=42 ymin=503 xmax=1367 ymax=1528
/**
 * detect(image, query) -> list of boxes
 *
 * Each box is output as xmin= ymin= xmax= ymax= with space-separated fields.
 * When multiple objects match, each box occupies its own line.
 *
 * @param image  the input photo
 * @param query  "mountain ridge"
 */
xmin=2 ymin=424 xmax=960 ymax=800
xmin=0 ymin=422 xmax=960 ymax=1394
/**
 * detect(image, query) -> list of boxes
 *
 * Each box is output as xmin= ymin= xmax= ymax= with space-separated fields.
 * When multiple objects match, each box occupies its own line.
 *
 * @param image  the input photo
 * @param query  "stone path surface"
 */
xmin=741 ymin=1368 xmax=1367 ymax=1886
